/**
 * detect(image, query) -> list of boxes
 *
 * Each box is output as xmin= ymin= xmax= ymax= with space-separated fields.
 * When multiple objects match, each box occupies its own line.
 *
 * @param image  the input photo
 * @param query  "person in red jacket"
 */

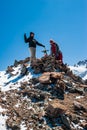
xmin=50 ymin=39 xmax=59 ymax=57
xmin=50 ymin=39 xmax=63 ymax=64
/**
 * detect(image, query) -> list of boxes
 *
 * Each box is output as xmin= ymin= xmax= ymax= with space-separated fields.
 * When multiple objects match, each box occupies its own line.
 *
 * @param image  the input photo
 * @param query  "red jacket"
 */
xmin=51 ymin=43 xmax=56 ymax=55
xmin=51 ymin=43 xmax=63 ymax=63
xmin=57 ymin=51 xmax=63 ymax=63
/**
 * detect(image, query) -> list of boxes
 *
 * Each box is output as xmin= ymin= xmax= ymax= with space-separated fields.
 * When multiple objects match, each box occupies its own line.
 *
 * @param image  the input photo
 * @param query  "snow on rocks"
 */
xmin=0 ymin=115 xmax=7 ymax=130
xmin=0 ymin=56 xmax=87 ymax=130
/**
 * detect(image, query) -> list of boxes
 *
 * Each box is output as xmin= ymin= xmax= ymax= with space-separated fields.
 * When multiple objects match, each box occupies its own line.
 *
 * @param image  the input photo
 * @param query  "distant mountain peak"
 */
xmin=70 ymin=59 xmax=87 ymax=80
xmin=77 ymin=59 xmax=87 ymax=66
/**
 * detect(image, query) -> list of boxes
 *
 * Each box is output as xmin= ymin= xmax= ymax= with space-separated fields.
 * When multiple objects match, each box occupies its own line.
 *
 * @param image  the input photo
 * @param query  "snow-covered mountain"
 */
xmin=0 ymin=57 xmax=87 ymax=130
xmin=77 ymin=59 xmax=87 ymax=66
xmin=69 ymin=59 xmax=87 ymax=80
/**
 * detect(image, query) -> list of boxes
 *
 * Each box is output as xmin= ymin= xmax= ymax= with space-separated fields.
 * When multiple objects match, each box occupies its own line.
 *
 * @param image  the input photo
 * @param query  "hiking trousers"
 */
xmin=29 ymin=47 xmax=36 ymax=63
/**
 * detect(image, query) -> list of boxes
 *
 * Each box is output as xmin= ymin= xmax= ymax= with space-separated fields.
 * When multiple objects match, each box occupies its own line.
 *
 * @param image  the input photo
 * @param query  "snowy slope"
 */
xmin=0 ymin=64 xmax=41 ymax=130
xmin=69 ymin=59 xmax=87 ymax=80
xmin=0 ymin=65 xmax=31 ymax=91
xmin=0 ymin=64 xmax=41 ymax=92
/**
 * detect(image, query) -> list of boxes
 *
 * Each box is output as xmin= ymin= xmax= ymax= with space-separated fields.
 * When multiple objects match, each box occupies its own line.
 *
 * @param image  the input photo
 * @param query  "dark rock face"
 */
xmin=74 ymin=101 xmax=87 ymax=112
xmin=6 ymin=66 xmax=15 ymax=73
xmin=14 ymin=57 xmax=30 ymax=67
xmin=20 ymin=64 xmax=28 ymax=76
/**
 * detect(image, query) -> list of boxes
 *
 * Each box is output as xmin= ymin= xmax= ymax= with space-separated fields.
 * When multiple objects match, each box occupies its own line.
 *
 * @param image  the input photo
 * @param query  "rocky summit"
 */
xmin=0 ymin=56 xmax=87 ymax=130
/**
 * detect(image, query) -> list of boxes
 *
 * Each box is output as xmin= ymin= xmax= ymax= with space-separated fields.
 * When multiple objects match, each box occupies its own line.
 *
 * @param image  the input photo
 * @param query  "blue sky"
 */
xmin=0 ymin=0 xmax=87 ymax=70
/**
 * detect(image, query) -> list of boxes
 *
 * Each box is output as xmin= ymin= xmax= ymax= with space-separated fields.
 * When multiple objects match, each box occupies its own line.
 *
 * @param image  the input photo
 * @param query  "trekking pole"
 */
xmin=42 ymin=47 xmax=49 ymax=56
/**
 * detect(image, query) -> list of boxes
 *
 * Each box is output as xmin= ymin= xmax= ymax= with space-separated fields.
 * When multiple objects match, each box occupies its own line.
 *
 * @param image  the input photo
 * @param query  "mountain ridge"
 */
xmin=70 ymin=59 xmax=87 ymax=80
xmin=77 ymin=59 xmax=87 ymax=66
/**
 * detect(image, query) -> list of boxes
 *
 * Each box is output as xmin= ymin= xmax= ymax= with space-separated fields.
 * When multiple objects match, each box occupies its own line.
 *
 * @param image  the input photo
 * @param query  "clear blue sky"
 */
xmin=0 ymin=0 xmax=87 ymax=70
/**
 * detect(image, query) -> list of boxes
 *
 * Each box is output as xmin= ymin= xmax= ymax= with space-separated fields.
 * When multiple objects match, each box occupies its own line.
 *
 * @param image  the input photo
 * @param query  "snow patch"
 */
xmin=0 ymin=115 xmax=7 ymax=130
xmin=20 ymin=122 xmax=27 ymax=130
xmin=76 ymin=96 xmax=84 ymax=99
xmin=0 ymin=106 xmax=6 ymax=112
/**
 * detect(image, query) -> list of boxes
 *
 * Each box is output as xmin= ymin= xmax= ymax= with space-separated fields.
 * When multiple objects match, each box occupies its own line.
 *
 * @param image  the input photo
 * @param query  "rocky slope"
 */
xmin=0 ymin=56 xmax=87 ymax=130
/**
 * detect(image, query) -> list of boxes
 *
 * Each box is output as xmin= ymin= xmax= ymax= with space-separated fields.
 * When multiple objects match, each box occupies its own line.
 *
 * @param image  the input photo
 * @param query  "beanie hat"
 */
xmin=50 ymin=39 xmax=54 ymax=43
xmin=30 ymin=32 xmax=35 ymax=35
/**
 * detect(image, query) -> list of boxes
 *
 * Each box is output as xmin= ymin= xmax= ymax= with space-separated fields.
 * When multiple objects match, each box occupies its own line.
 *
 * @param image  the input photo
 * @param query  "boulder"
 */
xmin=33 ymin=68 xmax=41 ymax=74
xmin=23 ymin=57 xmax=30 ymax=63
xmin=6 ymin=66 xmax=14 ymax=73
xmin=79 ymin=84 xmax=87 ymax=93
xmin=85 ymin=79 xmax=87 ymax=85
xmin=30 ymin=78 xmax=39 ymax=85
xmin=38 ymin=72 xmax=51 ymax=84
xmin=80 ymin=122 xmax=87 ymax=129
xmin=55 ymin=80 xmax=65 ymax=94
xmin=6 ymin=117 xmax=20 ymax=130
xmin=84 ymin=87 xmax=87 ymax=93
xmin=69 ymin=114 xmax=80 ymax=124
xmin=75 ymin=87 xmax=84 ymax=95
xmin=46 ymin=99 xmax=67 ymax=117
xmin=61 ymin=115 xmax=71 ymax=130
xmin=50 ymin=72 xmax=64 ymax=79
xmin=44 ymin=66 xmax=53 ymax=72
xmin=20 ymin=64 xmax=28 ymax=76
xmin=74 ymin=101 xmax=87 ymax=112
xmin=14 ymin=60 xmax=19 ymax=67
xmin=79 ymin=84 xmax=87 ymax=88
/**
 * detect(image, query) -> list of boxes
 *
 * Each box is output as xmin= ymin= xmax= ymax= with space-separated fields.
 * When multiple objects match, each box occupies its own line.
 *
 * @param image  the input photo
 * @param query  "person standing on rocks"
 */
xmin=50 ymin=39 xmax=59 ymax=58
xmin=24 ymin=32 xmax=45 ymax=64
xmin=49 ymin=39 xmax=63 ymax=63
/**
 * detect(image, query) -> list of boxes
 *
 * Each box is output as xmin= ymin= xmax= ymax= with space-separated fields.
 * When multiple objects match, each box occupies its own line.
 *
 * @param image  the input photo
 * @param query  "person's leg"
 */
xmin=29 ymin=47 xmax=36 ymax=64
xmin=32 ymin=47 xmax=36 ymax=61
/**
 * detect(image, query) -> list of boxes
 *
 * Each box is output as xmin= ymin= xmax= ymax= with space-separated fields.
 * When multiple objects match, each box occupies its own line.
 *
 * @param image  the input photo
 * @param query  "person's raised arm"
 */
xmin=24 ymin=33 xmax=29 ymax=43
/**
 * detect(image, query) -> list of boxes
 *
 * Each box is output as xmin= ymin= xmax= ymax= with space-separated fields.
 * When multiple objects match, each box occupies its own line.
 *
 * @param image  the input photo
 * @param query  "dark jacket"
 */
xmin=24 ymin=34 xmax=45 ymax=48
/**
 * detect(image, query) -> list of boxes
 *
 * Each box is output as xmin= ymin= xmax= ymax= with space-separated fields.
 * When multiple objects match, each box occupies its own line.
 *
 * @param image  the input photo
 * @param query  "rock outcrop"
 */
xmin=0 ymin=56 xmax=87 ymax=130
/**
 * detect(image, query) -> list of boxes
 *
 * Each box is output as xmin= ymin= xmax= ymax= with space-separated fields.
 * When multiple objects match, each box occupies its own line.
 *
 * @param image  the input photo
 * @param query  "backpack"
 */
xmin=55 ymin=43 xmax=59 ymax=55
